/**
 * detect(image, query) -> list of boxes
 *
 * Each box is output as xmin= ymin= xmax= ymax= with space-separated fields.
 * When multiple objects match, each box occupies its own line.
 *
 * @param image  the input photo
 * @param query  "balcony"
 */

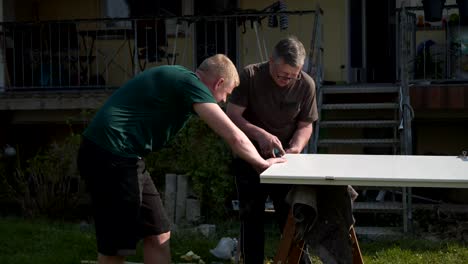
xmin=0 ymin=17 xmax=196 ymax=110
xmin=0 ymin=18 xmax=181 ymax=92
xmin=0 ymin=10 xmax=321 ymax=111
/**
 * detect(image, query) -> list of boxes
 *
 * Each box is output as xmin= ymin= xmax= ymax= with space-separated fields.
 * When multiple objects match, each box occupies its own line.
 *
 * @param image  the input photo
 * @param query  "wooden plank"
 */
xmin=274 ymin=211 xmax=363 ymax=264
xmin=350 ymin=226 xmax=364 ymax=264
xmin=274 ymin=212 xmax=301 ymax=264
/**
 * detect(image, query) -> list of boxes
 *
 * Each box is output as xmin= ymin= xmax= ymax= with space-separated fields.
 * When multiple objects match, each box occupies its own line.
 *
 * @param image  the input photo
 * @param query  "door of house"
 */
xmin=349 ymin=0 xmax=396 ymax=83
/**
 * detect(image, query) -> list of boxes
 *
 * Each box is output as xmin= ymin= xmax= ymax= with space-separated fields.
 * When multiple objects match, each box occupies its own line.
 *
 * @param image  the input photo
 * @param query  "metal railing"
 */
xmin=0 ymin=9 xmax=321 ymax=92
xmin=397 ymin=4 xmax=468 ymax=82
xmin=397 ymin=3 xmax=415 ymax=233
xmin=0 ymin=18 xmax=185 ymax=91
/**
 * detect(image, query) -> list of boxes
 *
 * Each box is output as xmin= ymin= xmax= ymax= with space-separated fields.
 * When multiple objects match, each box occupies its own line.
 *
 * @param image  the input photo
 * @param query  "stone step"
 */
xmin=321 ymin=85 xmax=399 ymax=94
xmin=322 ymin=103 xmax=399 ymax=110
xmin=353 ymin=202 xmax=403 ymax=212
xmin=318 ymin=138 xmax=399 ymax=146
xmin=412 ymin=203 xmax=468 ymax=213
xmin=353 ymin=202 xmax=468 ymax=214
xmin=320 ymin=120 xmax=399 ymax=128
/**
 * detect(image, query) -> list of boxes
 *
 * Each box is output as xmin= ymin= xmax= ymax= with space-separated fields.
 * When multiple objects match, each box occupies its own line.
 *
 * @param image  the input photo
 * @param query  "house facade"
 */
xmin=0 ymin=0 xmax=467 ymax=201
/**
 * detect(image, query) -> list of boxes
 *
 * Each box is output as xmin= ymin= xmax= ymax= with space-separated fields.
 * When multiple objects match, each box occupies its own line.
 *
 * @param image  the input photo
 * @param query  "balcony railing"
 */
xmin=397 ymin=4 xmax=468 ymax=83
xmin=0 ymin=18 xmax=187 ymax=91
xmin=0 ymin=9 xmax=321 ymax=92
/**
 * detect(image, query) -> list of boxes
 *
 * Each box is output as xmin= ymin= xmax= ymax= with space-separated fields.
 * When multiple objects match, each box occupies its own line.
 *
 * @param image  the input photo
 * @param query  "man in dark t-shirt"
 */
xmin=227 ymin=37 xmax=318 ymax=264
xmin=78 ymin=54 xmax=285 ymax=264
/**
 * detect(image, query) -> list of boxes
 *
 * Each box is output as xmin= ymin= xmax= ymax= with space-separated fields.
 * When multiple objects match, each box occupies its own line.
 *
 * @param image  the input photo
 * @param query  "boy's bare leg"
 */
xmin=98 ymin=254 xmax=125 ymax=264
xmin=143 ymin=231 xmax=171 ymax=264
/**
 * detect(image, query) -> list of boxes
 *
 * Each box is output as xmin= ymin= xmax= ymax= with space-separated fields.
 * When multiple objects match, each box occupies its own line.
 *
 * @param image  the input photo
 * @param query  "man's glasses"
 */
xmin=276 ymin=74 xmax=302 ymax=82
xmin=273 ymin=64 xmax=302 ymax=82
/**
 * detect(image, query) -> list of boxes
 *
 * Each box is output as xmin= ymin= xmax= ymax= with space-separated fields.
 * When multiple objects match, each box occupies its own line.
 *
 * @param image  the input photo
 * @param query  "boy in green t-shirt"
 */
xmin=78 ymin=54 xmax=285 ymax=264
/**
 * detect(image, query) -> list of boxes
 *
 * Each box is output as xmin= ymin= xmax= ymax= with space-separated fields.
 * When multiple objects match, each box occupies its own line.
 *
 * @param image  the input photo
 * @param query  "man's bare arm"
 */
xmin=226 ymin=103 xmax=264 ymax=141
xmin=286 ymin=121 xmax=313 ymax=154
xmin=194 ymin=102 xmax=285 ymax=172
xmin=226 ymin=103 xmax=285 ymax=157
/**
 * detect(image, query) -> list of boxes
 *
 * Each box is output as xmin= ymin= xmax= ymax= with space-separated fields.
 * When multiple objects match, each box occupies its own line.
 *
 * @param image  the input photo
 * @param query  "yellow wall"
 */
xmin=239 ymin=0 xmax=347 ymax=82
xmin=238 ymin=0 xmax=315 ymax=66
xmin=12 ymin=0 xmax=34 ymax=21
xmin=12 ymin=0 xmax=100 ymax=21
xmin=318 ymin=0 xmax=346 ymax=82
xmin=37 ymin=0 xmax=100 ymax=20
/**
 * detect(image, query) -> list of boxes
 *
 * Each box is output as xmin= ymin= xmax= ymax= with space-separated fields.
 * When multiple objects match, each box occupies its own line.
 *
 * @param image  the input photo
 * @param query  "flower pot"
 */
xmin=422 ymin=0 xmax=446 ymax=22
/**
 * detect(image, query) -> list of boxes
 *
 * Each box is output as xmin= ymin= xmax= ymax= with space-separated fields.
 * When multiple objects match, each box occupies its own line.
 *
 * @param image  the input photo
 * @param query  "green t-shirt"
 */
xmin=83 ymin=65 xmax=217 ymax=158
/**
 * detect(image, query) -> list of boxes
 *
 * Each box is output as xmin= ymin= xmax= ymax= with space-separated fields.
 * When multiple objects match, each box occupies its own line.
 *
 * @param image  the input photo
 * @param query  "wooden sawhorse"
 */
xmin=273 ymin=211 xmax=364 ymax=264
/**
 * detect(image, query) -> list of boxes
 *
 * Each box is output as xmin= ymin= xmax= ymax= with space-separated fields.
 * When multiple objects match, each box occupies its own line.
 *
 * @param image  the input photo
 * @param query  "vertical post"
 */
xmin=310 ymin=8 xmax=322 ymax=154
xmin=0 ymin=0 xmax=4 ymax=92
xmin=172 ymin=21 xmax=179 ymax=65
xmin=361 ymin=0 xmax=367 ymax=82
xmin=399 ymin=4 xmax=414 ymax=233
xmin=224 ymin=18 xmax=228 ymax=55
xmin=175 ymin=174 xmax=188 ymax=224
xmin=253 ymin=21 xmax=264 ymax=62
xmin=402 ymin=187 xmax=408 ymax=233
xmin=399 ymin=8 xmax=407 ymax=233
xmin=133 ymin=19 xmax=139 ymax=75
xmin=186 ymin=197 xmax=201 ymax=223
xmin=192 ymin=19 xmax=198 ymax=70
xmin=311 ymin=87 xmax=322 ymax=154
xmin=395 ymin=10 xmax=400 ymax=81
xmin=164 ymin=173 xmax=177 ymax=224
xmin=402 ymin=82 xmax=413 ymax=233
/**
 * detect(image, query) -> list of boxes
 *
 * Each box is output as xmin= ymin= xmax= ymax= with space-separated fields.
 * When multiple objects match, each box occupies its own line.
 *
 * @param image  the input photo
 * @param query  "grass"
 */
xmin=0 ymin=217 xmax=96 ymax=264
xmin=360 ymin=239 xmax=468 ymax=264
xmin=0 ymin=217 xmax=467 ymax=264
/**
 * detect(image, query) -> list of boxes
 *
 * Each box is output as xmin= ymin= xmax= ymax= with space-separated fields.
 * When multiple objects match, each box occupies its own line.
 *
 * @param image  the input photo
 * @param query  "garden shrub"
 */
xmin=2 ymin=134 xmax=82 ymax=218
xmin=146 ymin=117 xmax=235 ymax=221
xmin=1 ymin=115 xmax=236 ymax=221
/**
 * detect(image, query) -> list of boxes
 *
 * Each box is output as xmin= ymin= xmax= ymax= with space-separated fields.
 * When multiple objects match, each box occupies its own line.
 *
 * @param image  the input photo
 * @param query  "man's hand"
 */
xmin=285 ymin=122 xmax=313 ymax=155
xmin=254 ymin=157 xmax=287 ymax=174
xmin=257 ymin=131 xmax=286 ymax=158
xmin=285 ymin=146 xmax=302 ymax=154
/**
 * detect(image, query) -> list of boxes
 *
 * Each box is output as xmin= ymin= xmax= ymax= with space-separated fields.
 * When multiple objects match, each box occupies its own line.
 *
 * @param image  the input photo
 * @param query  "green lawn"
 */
xmin=0 ymin=217 xmax=467 ymax=264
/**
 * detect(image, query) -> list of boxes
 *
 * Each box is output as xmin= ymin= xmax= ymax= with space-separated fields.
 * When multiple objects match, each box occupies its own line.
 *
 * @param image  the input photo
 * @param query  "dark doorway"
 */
xmin=366 ymin=0 xmax=396 ymax=83
xmin=349 ymin=0 xmax=396 ymax=83
xmin=349 ymin=0 xmax=363 ymax=77
xmin=194 ymin=0 xmax=238 ymax=67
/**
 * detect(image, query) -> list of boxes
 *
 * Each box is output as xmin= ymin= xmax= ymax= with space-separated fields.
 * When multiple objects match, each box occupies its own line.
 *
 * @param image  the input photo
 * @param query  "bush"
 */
xmin=1 ymin=134 xmax=82 ymax=218
xmin=0 ymin=115 xmax=235 ymax=221
xmin=146 ymin=117 xmax=235 ymax=221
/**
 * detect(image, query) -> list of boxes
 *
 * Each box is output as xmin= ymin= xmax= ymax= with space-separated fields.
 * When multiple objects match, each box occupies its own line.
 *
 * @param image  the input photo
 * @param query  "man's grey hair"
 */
xmin=272 ymin=36 xmax=306 ymax=67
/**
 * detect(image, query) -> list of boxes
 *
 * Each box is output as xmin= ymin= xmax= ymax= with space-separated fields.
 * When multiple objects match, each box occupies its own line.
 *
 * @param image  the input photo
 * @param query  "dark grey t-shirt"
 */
xmin=229 ymin=62 xmax=318 ymax=146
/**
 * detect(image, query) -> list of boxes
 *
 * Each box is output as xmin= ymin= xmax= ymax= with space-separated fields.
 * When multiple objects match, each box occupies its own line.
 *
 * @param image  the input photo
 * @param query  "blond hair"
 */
xmin=197 ymin=54 xmax=240 ymax=87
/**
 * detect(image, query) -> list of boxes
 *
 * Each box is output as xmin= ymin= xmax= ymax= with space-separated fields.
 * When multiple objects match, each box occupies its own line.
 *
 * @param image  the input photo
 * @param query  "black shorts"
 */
xmin=77 ymin=137 xmax=171 ymax=256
